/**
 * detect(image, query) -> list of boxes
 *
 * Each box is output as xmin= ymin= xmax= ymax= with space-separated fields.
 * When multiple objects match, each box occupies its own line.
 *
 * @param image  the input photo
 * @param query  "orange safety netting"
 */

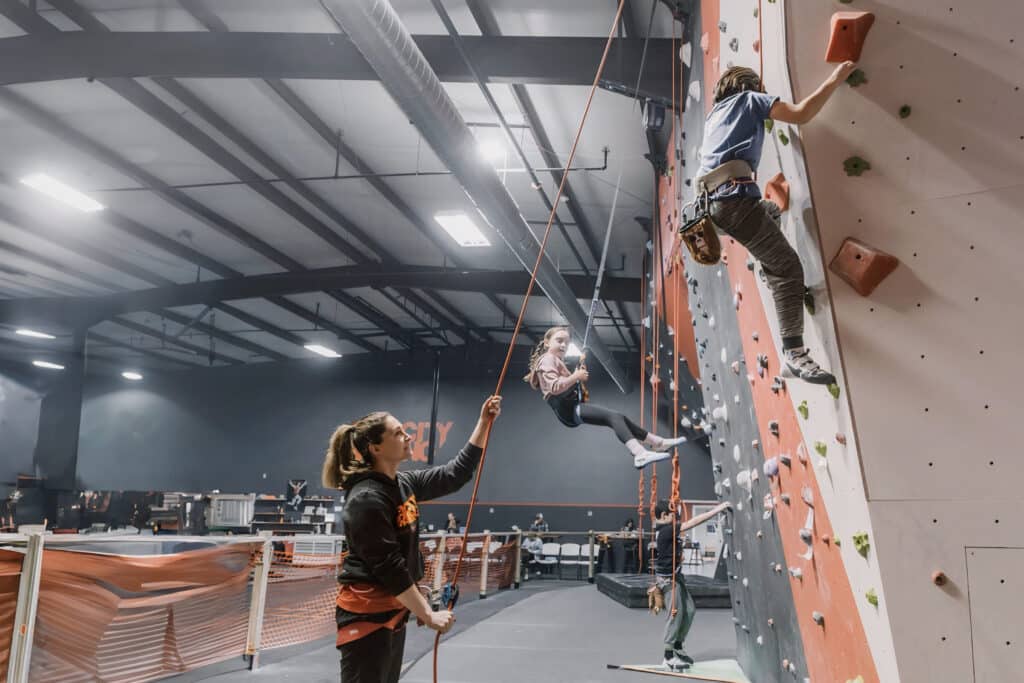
xmin=0 ymin=549 xmax=24 ymax=683
xmin=27 ymin=543 xmax=259 ymax=682
xmin=258 ymin=543 xmax=345 ymax=651
xmin=417 ymin=537 xmax=517 ymax=598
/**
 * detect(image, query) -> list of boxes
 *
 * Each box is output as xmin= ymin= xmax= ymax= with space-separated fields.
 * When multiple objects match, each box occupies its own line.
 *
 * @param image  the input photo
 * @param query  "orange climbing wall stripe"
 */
xmin=701 ymin=0 xmax=721 ymax=116
xmin=721 ymin=234 xmax=879 ymax=683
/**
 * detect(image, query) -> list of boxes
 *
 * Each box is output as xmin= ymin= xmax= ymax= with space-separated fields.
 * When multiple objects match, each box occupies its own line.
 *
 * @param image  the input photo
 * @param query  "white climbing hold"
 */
xmin=709 ymin=315 xmax=716 ymax=328
xmin=733 ymin=444 xmax=741 ymax=462
xmin=681 ymin=417 xmax=693 ymax=428
xmin=688 ymin=79 xmax=701 ymax=102
xmin=757 ymin=635 xmax=764 ymax=645
xmin=742 ymin=577 xmax=749 ymax=587
xmin=801 ymin=486 xmax=814 ymax=507
xmin=721 ymin=347 xmax=727 ymax=363
xmin=734 ymin=394 xmax=741 ymax=404
xmin=789 ymin=567 xmax=803 ymax=579
xmin=712 ymin=405 xmax=729 ymax=422
xmin=642 ymin=316 xmax=651 ymax=328
xmin=680 ymin=41 xmax=692 ymax=67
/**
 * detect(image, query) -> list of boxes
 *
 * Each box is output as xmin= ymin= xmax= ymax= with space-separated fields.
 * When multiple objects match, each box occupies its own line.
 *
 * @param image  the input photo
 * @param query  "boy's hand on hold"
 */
xmin=832 ymin=61 xmax=857 ymax=83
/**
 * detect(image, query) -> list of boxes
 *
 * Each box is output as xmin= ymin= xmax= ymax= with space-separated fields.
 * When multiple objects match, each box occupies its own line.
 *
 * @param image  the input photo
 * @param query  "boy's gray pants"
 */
xmin=656 ymin=574 xmax=696 ymax=649
xmin=710 ymin=197 xmax=805 ymax=341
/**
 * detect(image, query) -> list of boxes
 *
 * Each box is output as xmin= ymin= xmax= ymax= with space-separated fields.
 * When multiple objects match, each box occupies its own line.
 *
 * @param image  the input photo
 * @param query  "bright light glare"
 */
xmin=16 ymin=328 xmax=56 ymax=339
xmin=304 ymin=344 xmax=342 ymax=358
xmin=122 ymin=371 xmax=143 ymax=381
xmin=32 ymin=360 xmax=65 ymax=370
xmin=566 ymin=342 xmax=582 ymax=358
xmin=433 ymin=212 xmax=490 ymax=247
xmin=20 ymin=173 xmax=104 ymax=212
xmin=478 ymin=140 xmax=505 ymax=163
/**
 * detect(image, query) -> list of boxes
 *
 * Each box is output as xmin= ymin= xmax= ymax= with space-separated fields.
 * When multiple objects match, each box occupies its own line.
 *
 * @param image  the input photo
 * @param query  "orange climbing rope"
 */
xmin=432 ymin=3 xmax=628 ymax=680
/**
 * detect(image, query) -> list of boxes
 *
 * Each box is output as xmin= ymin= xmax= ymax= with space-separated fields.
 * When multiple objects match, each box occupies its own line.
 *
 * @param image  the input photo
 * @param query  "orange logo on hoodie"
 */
xmin=396 ymin=495 xmax=419 ymax=529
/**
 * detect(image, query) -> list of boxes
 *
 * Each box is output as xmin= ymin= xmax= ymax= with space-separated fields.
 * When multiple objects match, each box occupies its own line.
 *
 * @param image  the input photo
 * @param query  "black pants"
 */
xmin=339 ymin=624 xmax=406 ymax=682
xmin=578 ymin=403 xmax=648 ymax=445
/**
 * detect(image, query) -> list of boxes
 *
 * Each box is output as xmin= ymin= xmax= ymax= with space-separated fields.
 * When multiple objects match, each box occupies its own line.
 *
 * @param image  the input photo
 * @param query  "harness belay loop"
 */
xmin=679 ymin=191 xmax=723 ymax=266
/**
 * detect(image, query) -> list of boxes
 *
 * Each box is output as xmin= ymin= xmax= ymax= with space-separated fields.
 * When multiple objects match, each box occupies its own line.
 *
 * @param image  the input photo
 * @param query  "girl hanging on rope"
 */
xmin=524 ymin=326 xmax=686 ymax=469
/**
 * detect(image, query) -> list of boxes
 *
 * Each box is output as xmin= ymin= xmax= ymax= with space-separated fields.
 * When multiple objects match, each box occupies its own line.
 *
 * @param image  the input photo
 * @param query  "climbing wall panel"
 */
xmin=965 ymin=547 xmax=1024 ymax=683
xmin=779 ymin=1 xmax=1024 ymax=681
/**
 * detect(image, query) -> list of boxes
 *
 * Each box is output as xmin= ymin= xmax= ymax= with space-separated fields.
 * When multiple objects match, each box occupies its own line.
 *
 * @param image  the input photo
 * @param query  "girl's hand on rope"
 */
xmin=424 ymin=609 xmax=455 ymax=634
xmin=574 ymin=367 xmax=590 ymax=383
xmin=480 ymin=395 xmax=502 ymax=423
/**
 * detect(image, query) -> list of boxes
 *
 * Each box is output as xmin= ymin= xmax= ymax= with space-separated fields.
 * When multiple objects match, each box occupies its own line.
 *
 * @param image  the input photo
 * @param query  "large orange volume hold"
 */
xmin=829 ymin=237 xmax=898 ymax=296
xmin=825 ymin=12 xmax=875 ymax=62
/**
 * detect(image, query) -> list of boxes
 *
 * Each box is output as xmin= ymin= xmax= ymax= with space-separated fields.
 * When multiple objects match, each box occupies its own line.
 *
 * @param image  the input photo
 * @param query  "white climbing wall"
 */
xmin=779 ymin=1 xmax=1024 ymax=681
xmin=716 ymin=1 xmax=900 ymax=680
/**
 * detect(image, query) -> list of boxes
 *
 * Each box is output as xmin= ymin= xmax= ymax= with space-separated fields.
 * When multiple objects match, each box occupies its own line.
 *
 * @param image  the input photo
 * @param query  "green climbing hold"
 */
xmin=764 ymin=119 xmax=774 ymax=133
xmin=828 ymin=383 xmax=841 ymax=399
xmin=814 ymin=441 xmax=827 ymax=457
xmin=753 ymin=7 xmax=759 ymax=17
xmin=846 ymin=69 xmax=868 ymax=87
xmin=899 ymin=104 xmax=912 ymax=119
xmin=853 ymin=532 xmax=870 ymax=558
xmin=798 ymin=401 xmax=809 ymax=420
xmin=778 ymin=129 xmax=790 ymax=146
xmin=846 ymin=677 xmax=865 ymax=683
xmin=844 ymin=156 xmax=871 ymax=176
xmin=865 ymin=589 xmax=879 ymax=607
xmin=834 ymin=537 xmax=842 ymax=548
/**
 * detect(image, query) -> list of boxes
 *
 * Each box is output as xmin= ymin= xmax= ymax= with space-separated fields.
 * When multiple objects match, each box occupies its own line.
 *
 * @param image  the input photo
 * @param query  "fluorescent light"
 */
xmin=434 ymin=212 xmax=490 ymax=247
xmin=20 ymin=173 xmax=104 ymax=212
xmin=566 ymin=342 xmax=582 ymax=358
xmin=32 ymin=360 xmax=65 ymax=370
xmin=478 ymin=140 xmax=505 ymax=163
xmin=304 ymin=344 xmax=342 ymax=358
xmin=16 ymin=328 xmax=56 ymax=340
xmin=121 ymin=371 xmax=143 ymax=381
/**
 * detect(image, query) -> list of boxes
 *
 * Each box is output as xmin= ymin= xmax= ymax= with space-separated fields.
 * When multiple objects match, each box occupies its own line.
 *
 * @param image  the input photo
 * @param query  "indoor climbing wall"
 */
xmin=778 ymin=1 xmax=1024 ymax=681
xmin=660 ymin=0 xmax=905 ymax=679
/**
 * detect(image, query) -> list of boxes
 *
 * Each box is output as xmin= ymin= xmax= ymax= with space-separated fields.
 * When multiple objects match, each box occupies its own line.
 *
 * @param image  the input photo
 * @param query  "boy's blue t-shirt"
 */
xmin=697 ymin=90 xmax=779 ymax=200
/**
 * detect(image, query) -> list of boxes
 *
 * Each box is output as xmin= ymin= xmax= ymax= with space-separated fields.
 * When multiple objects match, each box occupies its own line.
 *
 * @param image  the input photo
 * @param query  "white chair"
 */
xmin=536 ymin=542 xmax=560 ymax=577
xmin=558 ymin=542 xmax=581 ymax=579
xmin=578 ymin=542 xmax=598 ymax=578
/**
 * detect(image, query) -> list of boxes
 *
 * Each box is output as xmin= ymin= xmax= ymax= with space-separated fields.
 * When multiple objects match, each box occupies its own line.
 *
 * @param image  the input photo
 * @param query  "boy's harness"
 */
xmin=679 ymin=160 xmax=755 ymax=266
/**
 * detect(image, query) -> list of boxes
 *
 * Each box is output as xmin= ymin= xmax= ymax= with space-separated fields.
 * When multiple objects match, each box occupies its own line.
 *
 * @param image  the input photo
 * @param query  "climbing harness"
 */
xmin=430 ymin=3 xmax=628 ymax=681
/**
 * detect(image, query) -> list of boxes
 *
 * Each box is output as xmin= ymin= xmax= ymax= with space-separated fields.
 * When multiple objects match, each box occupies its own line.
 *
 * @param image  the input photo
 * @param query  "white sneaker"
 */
xmin=663 ymin=655 xmax=690 ymax=672
xmin=646 ymin=434 xmax=689 ymax=452
xmin=633 ymin=450 xmax=672 ymax=469
xmin=785 ymin=348 xmax=836 ymax=386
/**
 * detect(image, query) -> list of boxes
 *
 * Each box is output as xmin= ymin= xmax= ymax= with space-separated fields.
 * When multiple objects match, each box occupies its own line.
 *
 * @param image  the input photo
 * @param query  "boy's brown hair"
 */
xmin=713 ymin=66 xmax=763 ymax=104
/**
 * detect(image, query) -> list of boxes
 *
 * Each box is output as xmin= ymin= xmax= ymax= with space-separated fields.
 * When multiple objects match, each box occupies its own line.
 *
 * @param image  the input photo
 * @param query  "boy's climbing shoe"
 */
xmin=663 ymin=655 xmax=691 ymax=672
xmin=645 ymin=434 xmax=689 ymax=452
xmin=785 ymin=348 xmax=836 ymax=385
xmin=634 ymin=450 xmax=673 ymax=470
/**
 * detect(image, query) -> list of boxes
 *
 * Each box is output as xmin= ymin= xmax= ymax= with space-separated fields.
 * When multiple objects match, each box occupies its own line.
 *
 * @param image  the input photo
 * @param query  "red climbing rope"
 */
xmin=669 ymin=257 xmax=682 ymax=615
xmin=432 ymin=3 xmax=627 ymax=680
xmin=637 ymin=242 xmax=648 ymax=570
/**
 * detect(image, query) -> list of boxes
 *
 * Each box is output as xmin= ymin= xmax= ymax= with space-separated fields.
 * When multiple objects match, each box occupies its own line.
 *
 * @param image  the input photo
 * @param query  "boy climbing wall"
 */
xmin=695 ymin=61 xmax=857 ymax=384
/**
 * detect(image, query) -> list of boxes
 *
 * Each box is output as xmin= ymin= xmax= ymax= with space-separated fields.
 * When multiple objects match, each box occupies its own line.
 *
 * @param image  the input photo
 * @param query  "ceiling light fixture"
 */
xmin=121 ymin=371 xmax=143 ymax=381
xmin=32 ymin=360 xmax=65 ymax=370
xmin=478 ymin=140 xmax=505 ymax=163
xmin=304 ymin=344 xmax=342 ymax=358
xmin=16 ymin=328 xmax=56 ymax=340
xmin=433 ymin=211 xmax=490 ymax=247
xmin=20 ymin=173 xmax=104 ymax=212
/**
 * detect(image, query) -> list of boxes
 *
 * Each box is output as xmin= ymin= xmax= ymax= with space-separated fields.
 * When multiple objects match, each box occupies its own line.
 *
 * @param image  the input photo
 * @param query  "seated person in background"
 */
xmin=445 ymin=512 xmax=459 ymax=534
xmin=621 ymin=518 xmax=636 ymax=534
xmin=521 ymin=533 xmax=545 ymax=577
xmin=529 ymin=513 xmax=549 ymax=534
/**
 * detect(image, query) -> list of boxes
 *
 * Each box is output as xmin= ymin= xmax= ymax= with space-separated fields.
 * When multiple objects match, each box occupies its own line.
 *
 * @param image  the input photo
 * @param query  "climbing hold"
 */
xmin=773 ymin=564 xmax=782 ymax=574
xmin=757 ymin=353 xmax=769 ymax=378
xmin=814 ymin=441 xmax=827 ymax=457
xmin=797 ymin=400 xmax=809 ymax=419
xmin=752 ymin=331 xmax=759 ymax=341
xmin=853 ymin=531 xmax=871 ymax=558
xmin=829 ymin=237 xmax=899 ymax=296
xmin=709 ymin=315 xmax=716 ymax=329
xmin=788 ymin=567 xmax=802 ymax=579
xmin=846 ymin=68 xmax=868 ymax=87
xmin=769 ymin=421 xmax=780 ymax=437
xmin=782 ymin=659 xmax=790 ymax=670
xmin=742 ymin=577 xmax=749 ymax=587
xmin=752 ymin=439 xmax=760 ymax=449
xmin=718 ymin=20 xmax=727 ymax=33
xmin=836 ymin=433 xmax=847 ymax=445
xmin=932 ymin=570 xmax=948 ymax=586
xmin=753 ymin=7 xmax=759 ymax=17
xmin=833 ymin=537 xmax=842 ymax=548
xmin=899 ymin=104 xmax=912 ymax=119
xmin=822 ymin=534 xmax=831 ymax=544
xmin=812 ymin=611 xmax=825 ymax=626
xmin=753 ymin=39 xmax=761 ymax=53
xmin=768 ymin=618 xmax=775 ymax=626
xmin=780 ymin=494 xmax=791 ymax=505
xmin=779 ymin=454 xmax=792 ymax=467
xmin=756 ymin=530 xmax=764 ymax=539
xmin=778 ymin=129 xmax=790 ymax=146
xmin=763 ymin=172 xmax=790 ymax=212
xmin=729 ymin=37 xmax=740 ymax=52
xmin=764 ymin=119 xmax=774 ymax=133
xmin=700 ymin=32 xmax=710 ymax=53
xmin=799 ymin=528 xmax=813 ymax=544
xmin=733 ymin=445 xmax=741 ymax=462
xmin=746 ymin=255 xmax=756 ymax=271
xmin=843 ymin=155 xmax=871 ymax=176
xmin=828 ymin=383 xmax=841 ymax=399
xmin=713 ymin=462 xmax=723 ymax=474
xmin=719 ymin=438 xmax=727 ymax=447
xmin=731 ymin=360 xmax=741 ymax=374
xmin=720 ymin=347 xmax=728 ymax=364
xmin=866 ymin=588 xmax=879 ymax=607
xmin=826 ymin=12 xmax=876 ymax=63
xmin=756 ymin=635 xmax=764 ymax=645
xmin=764 ymin=457 xmax=780 ymax=477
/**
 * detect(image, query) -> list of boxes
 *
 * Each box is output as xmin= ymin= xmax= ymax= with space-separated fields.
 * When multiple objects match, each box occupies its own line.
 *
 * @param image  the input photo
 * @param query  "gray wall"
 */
xmin=0 ymin=361 xmax=43 ymax=490
xmin=76 ymin=346 xmax=715 ymax=531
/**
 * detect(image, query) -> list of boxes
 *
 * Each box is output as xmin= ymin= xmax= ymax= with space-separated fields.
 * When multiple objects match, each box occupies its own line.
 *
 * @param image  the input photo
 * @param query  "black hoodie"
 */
xmin=339 ymin=442 xmax=483 ymax=596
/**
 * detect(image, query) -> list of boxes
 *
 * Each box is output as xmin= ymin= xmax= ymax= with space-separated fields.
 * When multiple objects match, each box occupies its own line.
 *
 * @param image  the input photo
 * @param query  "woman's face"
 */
xmin=368 ymin=415 xmax=413 ymax=465
xmin=545 ymin=330 xmax=570 ymax=358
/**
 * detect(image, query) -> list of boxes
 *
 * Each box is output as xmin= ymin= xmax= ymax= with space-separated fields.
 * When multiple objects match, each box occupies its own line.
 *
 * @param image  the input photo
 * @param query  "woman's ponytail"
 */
xmin=322 ymin=412 xmax=390 ymax=489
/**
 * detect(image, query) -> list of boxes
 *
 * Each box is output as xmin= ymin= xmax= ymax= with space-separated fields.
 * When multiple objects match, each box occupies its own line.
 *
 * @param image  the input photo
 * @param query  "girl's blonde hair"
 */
xmin=322 ymin=411 xmax=390 ymax=489
xmin=713 ymin=66 xmax=763 ymax=104
xmin=523 ymin=326 xmax=569 ymax=389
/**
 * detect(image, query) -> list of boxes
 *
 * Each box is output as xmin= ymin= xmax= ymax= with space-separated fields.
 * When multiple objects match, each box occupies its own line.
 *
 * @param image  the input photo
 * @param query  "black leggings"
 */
xmin=578 ymin=403 xmax=648 ymax=445
xmin=338 ymin=624 xmax=406 ymax=682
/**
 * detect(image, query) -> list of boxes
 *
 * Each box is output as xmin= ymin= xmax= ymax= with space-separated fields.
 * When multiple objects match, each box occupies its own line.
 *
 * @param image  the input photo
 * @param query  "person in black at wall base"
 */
xmin=652 ymin=500 xmax=696 ymax=673
xmin=323 ymin=395 xmax=502 ymax=683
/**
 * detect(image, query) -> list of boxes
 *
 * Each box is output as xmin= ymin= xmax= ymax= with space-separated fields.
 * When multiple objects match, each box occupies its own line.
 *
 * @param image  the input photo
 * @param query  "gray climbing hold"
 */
xmin=779 ymin=454 xmax=792 ymax=467
xmin=718 ymin=20 xmax=727 ymax=32
xmin=812 ymin=611 xmax=825 ymax=626
xmin=769 ymin=421 xmax=780 ymax=437
xmin=844 ymin=156 xmax=871 ymax=176
xmin=799 ymin=528 xmax=813 ymax=544
xmin=729 ymin=37 xmax=739 ymax=52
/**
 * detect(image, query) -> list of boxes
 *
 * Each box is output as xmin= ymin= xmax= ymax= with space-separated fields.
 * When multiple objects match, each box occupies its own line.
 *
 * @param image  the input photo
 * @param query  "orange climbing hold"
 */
xmin=829 ymin=238 xmax=899 ymax=296
xmin=825 ymin=12 xmax=875 ymax=63
xmin=764 ymin=172 xmax=790 ymax=212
